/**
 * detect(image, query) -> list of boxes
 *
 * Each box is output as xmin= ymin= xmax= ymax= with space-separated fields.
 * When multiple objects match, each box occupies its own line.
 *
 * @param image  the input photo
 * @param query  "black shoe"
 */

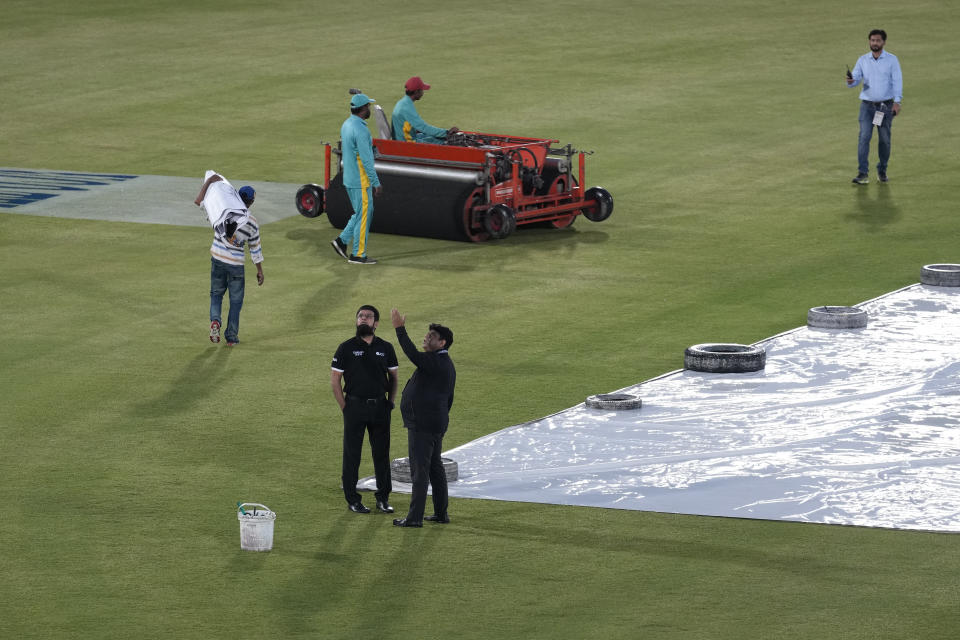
xmin=393 ymin=518 xmax=422 ymax=527
xmin=348 ymin=255 xmax=377 ymax=265
xmin=331 ymin=237 xmax=348 ymax=259
xmin=851 ymin=173 xmax=868 ymax=185
xmin=424 ymin=514 xmax=450 ymax=524
xmin=376 ymin=500 xmax=394 ymax=514
xmin=348 ymin=502 xmax=370 ymax=514
xmin=878 ymin=173 xmax=889 ymax=183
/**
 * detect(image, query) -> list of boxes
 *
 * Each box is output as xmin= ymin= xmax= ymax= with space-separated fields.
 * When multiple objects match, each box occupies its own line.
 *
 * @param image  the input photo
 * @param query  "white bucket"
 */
xmin=237 ymin=503 xmax=276 ymax=551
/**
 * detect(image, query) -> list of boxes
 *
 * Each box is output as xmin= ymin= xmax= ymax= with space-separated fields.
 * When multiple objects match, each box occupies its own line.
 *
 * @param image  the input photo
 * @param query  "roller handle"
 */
xmin=237 ymin=502 xmax=271 ymax=516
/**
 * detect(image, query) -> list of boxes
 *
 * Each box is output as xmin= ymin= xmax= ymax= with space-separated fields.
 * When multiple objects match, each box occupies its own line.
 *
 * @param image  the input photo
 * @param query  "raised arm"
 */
xmin=194 ymin=173 xmax=223 ymax=206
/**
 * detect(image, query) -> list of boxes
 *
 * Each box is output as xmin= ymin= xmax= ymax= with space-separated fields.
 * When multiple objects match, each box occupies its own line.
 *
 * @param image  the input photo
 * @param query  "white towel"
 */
xmin=200 ymin=170 xmax=249 ymax=235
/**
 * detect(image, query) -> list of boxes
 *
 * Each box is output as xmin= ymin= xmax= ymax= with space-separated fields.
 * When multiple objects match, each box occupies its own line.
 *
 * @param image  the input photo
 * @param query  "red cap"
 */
xmin=404 ymin=76 xmax=431 ymax=92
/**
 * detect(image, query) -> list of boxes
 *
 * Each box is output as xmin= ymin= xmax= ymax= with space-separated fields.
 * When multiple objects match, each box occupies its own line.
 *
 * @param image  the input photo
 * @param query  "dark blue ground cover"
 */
xmin=0 ymin=169 xmax=137 ymax=208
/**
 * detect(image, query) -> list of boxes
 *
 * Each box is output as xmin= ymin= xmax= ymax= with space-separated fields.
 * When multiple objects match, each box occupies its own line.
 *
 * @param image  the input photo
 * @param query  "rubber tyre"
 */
xmin=390 ymin=457 xmax=459 ymax=483
xmin=296 ymin=184 xmax=324 ymax=218
xmin=583 ymin=186 xmax=613 ymax=222
xmin=483 ymin=204 xmax=516 ymax=240
xmin=921 ymin=264 xmax=960 ymax=287
xmin=585 ymin=393 xmax=642 ymax=410
xmin=684 ymin=343 xmax=766 ymax=373
xmin=807 ymin=306 xmax=868 ymax=329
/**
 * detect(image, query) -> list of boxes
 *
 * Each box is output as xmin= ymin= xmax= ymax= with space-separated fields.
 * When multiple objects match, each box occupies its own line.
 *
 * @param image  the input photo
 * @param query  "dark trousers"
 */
xmin=341 ymin=398 xmax=392 ymax=504
xmin=405 ymin=428 xmax=448 ymax=523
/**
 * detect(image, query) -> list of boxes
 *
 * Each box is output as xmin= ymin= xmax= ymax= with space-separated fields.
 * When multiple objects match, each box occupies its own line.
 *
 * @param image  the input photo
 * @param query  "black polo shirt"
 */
xmin=332 ymin=336 xmax=399 ymax=398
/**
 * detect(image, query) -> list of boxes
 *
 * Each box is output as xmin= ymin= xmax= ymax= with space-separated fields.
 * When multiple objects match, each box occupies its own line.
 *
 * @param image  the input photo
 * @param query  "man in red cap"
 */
xmin=390 ymin=76 xmax=459 ymax=144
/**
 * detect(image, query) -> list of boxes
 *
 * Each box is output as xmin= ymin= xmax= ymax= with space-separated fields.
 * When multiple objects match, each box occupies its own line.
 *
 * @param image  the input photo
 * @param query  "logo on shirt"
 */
xmin=376 ymin=351 xmax=385 ymax=357
xmin=353 ymin=350 xmax=365 ymax=356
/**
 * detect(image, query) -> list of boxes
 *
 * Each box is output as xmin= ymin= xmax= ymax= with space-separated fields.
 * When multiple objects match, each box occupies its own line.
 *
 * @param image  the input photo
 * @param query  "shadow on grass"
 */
xmin=379 ymin=226 xmax=610 ymax=266
xmin=450 ymin=502 xmax=858 ymax=579
xmin=269 ymin=508 xmax=443 ymax=635
xmin=130 ymin=347 xmax=236 ymax=417
xmin=845 ymin=185 xmax=900 ymax=231
xmin=285 ymin=227 xmax=336 ymax=258
xmin=286 ymin=223 xmax=608 ymax=277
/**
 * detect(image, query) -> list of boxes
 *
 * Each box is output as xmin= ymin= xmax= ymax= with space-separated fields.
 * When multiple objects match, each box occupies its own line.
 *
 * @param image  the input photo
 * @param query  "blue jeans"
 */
xmin=210 ymin=257 xmax=244 ymax=343
xmin=858 ymin=101 xmax=893 ymax=175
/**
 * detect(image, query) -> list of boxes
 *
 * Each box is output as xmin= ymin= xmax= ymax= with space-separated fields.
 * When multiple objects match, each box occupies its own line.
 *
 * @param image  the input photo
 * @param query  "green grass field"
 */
xmin=3 ymin=1 xmax=959 ymax=638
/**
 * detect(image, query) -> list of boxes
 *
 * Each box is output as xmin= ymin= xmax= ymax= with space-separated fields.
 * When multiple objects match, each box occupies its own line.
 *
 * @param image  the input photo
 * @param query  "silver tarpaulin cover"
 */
xmin=442 ymin=284 xmax=960 ymax=532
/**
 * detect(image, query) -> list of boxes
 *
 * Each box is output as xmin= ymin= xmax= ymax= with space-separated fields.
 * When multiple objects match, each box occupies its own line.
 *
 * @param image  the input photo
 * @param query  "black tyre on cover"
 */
xmin=921 ymin=264 xmax=960 ymax=287
xmin=807 ymin=306 xmax=868 ymax=329
xmin=390 ymin=457 xmax=459 ymax=483
xmin=585 ymin=393 xmax=642 ymax=410
xmin=684 ymin=343 xmax=766 ymax=373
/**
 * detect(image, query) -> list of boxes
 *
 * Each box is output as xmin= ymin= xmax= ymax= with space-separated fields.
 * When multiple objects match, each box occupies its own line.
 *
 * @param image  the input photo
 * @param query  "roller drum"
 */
xmin=326 ymin=166 xmax=485 ymax=242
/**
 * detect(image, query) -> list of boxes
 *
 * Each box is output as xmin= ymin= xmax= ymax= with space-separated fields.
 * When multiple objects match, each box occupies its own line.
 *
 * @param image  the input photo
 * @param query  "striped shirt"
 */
xmin=210 ymin=216 xmax=263 ymax=266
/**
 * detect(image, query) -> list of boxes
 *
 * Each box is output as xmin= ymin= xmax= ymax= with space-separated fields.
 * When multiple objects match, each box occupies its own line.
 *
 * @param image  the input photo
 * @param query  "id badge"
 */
xmin=872 ymin=110 xmax=885 ymax=126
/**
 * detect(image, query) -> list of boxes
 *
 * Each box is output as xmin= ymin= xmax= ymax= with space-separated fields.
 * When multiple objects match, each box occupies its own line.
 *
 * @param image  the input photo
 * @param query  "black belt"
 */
xmin=863 ymin=99 xmax=894 ymax=107
xmin=346 ymin=394 xmax=383 ymax=405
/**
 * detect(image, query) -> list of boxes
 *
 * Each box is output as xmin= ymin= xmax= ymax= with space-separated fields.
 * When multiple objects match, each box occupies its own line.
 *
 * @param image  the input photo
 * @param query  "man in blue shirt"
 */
xmin=391 ymin=76 xmax=459 ymax=144
xmin=846 ymin=29 xmax=903 ymax=184
xmin=331 ymin=93 xmax=382 ymax=265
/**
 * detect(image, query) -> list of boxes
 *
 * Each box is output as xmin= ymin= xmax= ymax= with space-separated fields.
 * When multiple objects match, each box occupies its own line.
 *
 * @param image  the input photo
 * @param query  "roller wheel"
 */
xmin=296 ymin=184 xmax=324 ymax=218
xmin=461 ymin=187 xmax=489 ymax=242
xmin=583 ymin=186 xmax=613 ymax=222
xmin=483 ymin=204 xmax=516 ymax=240
xmin=545 ymin=176 xmax=576 ymax=229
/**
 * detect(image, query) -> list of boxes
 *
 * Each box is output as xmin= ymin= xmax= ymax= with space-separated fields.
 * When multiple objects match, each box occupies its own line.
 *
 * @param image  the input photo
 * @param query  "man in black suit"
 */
xmin=390 ymin=308 xmax=456 ymax=528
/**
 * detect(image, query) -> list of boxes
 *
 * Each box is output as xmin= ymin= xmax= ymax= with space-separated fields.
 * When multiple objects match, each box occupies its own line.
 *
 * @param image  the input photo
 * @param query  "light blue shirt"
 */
xmin=848 ymin=50 xmax=902 ymax=103
xmin=340 ymin=114 xmax=380 ymax=189
xmin=391 ymin=95 xmax=447 ymax=143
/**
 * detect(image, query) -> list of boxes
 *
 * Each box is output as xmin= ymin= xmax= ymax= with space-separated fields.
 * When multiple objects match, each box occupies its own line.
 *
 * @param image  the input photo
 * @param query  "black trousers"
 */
xmin=405 ymin=428 xmax=448 ymax=523
xmin=341 ymin=397 xmax=392 ymax=504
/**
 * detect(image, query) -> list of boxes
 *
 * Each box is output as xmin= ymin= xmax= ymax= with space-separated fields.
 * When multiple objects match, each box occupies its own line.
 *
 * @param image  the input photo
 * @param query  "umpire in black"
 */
xmin=331 ymin=305 xmax=399 ymax=514
xmin=390 ymin=308 xmax=456 ymax=528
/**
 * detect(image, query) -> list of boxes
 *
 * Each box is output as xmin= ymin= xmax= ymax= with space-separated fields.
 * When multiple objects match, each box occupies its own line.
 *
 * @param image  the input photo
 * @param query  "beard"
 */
xmin=870 ymin=44 xmax=882 ymax=51
xmin=356 ymin=324 xmax=375 ymax=337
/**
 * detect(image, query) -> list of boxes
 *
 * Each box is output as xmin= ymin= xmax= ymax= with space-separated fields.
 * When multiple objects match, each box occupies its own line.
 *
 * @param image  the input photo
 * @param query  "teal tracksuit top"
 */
xmin=340 ymin=114 xmax=380 ymax=189
xmin=391 ymin=95 xmax=447 ymax=144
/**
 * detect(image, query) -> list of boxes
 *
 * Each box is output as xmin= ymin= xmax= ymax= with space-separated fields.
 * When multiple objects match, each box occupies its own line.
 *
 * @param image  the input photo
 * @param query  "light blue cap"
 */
xmin=350 ymin=93 xmax=375 ymax=108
